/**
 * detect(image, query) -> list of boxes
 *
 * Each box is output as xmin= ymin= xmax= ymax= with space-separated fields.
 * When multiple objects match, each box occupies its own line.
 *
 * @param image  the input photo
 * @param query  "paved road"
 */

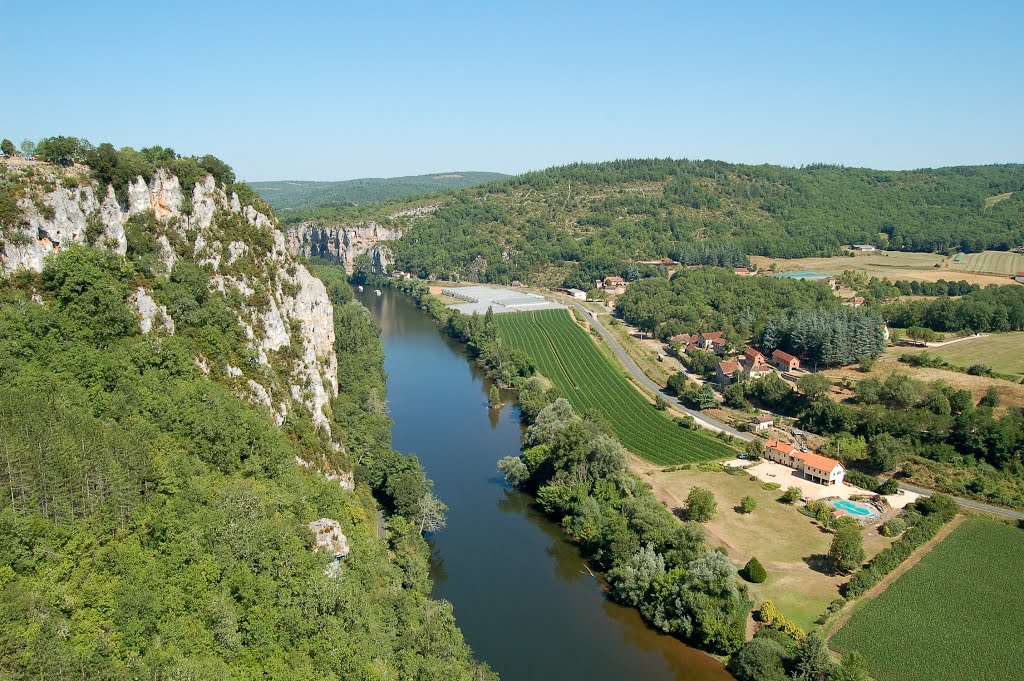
xmin=897 ymin=482 xmax=1024 ymax=520
xmin=564 ymin=300 xmax=1024 ymax=521
xmin=563 ymin=300 xmax=752 ymax=441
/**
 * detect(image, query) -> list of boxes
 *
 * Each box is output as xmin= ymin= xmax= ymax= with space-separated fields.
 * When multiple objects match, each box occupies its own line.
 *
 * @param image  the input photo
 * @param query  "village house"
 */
xmin=716 ymin=360 xmax=740 ymax=386
xmin=771 ymin=348 xmax=801 ymax=372
xmin=743 ymin=347 xmax=766 ymax=367
xmin=603 ymin=275 xmax=626 ymax=288
xmin=744 ymin=362 xmax=772 ymax=381
xmin=764 ymin=440 xmax=845 ymax=486
xmin=750 ymin=414 xmax=774 ymax=432
xmin=698 ymin=332 xmax=727 ymax=355
xmin=733 ymin=267 xmax=754 ymax=276
xmin=847 ymin=296 xmax=866 ymax=307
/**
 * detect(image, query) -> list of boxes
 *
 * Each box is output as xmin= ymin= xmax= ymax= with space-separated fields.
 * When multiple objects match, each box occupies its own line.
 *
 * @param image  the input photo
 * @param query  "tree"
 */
xmin=979 ymin=386 xmax=1000 ymax=408
xmin=729 ymin=637 xmax=788 ymax=681
xmin=497 ymin=456 xmax=528 ymax=487
xmin=686 ymin=486 xmax=717 ymax=522
xmin=780 ymin=486 xmax=801 ymax=504
xmin=793 ymin=631 xmax=833 ymax=681
xmin=869 ymin=433 xmax=905 ymax=471
xmin=797 ymin=373 xmax=832 ymax=404
xmin=693 ymin=384 xmax=718 ymax=410
xmin=654 ymin=395 xmax=668 ymax=411
xmin=488 ymin=385 xmax=501 ymax=408
xmin=744 ymin=438 xmax=764 ymax=460
xmin=0 ymin=139 xmax=14 ymax=157
xmin=832 ymin=651 xmax=871 ymax=681
xmin=414 ymin=491 xmax=448 ymax=535
xmin=740 ymin=496 xmax=757 ymax=514
xmin=744 ymin=556 xmax=767 ymax=583
xmin=857 ymin=354 xmax=875 ymax=372
xmin=607 ymin=544 xmax=665 ymax=607
xmin=828 ymin=524 xmax=865 ymax=573
xmin=821 ymin=433 xmax=868 ymax=463
xmin=19 ymin=139 xmax=35 ymax=157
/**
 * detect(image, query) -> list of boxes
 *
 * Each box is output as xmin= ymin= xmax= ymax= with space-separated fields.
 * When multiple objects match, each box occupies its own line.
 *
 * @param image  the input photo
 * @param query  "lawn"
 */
xmin=917 ymin=333 xmax=1024 ymax=376
xmin=497 ymin=309 xmax=732 ymax=464
xmin=831 ymin=518 xmax=1024 ymax=681
xmin=951 ymin=250 xmax=1024 ymax=276
xmin=640 ymin=467 xmax=892 ymax=630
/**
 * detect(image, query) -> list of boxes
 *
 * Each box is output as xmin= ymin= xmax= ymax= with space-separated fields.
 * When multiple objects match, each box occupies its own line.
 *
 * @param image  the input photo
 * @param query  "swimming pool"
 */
xmin=831 ymin=499 xmax=878 ymax=519
xmin=769 ymin=270 xmax=833 ymax=280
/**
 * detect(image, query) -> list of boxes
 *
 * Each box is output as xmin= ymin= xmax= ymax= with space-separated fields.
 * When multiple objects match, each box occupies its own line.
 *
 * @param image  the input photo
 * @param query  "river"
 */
xmin=357 ymin=288 xmax=733 ymax=681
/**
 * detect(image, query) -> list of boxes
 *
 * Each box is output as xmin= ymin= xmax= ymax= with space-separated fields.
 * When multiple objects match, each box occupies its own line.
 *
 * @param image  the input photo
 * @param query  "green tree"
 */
xmin=829 ymin=524 xmax=865 ymax=573
xmin=686 ymin=486 xmax=717 ymax=522
xmin=744 ymin=438 xmax=764 ymax=460
xmin=488 ymin=384 xmax=501 ymax=408
xmin=979 ymin=386 xmax=1000 ymax=408
xmin=744 ymin=556 xmax=767 ymax=583
xmin=780 ymin=486 xmax=801 ymax=504
xmin=1 ymin=139 xmax=14 ymax=157
xmin=793 ymin=631 xmax=833 ymax=681
xmin=857 ymin=354 xmax=875 ymax=372
xmin=607 ymin=544 xmax=666 ymax=607
xmin=831 ymin=650 xmax=871 ymax=681
xmin=693 ymin=384 xmax=718 ymax=410
xmin=19 ymin=139 xmax=35 ymax=157
xmin=497 ymin=456 xmax=529 ymax=487
xmin=729 ymin=637 xmax=788 ymax=681
xmin=740 ymin=495 xmax=757 ymax=514
xmin=797 ymin=373 xmax=832 ymax=404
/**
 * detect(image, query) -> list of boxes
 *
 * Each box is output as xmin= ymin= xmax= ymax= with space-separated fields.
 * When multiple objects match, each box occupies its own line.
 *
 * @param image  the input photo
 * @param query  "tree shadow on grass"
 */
xmin=803 ymin=553 xmax=837 ymax=575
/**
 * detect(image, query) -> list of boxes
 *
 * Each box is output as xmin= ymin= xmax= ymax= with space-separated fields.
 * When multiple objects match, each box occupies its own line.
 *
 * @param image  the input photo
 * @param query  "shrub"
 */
xmin=844 ymin=469 xmax=881 ymax=493
xmin=740 ymin=496 xmax=757 ymax=514
xmin=880 ymin=517 xmax=907 ymax=537
xmin=744 ymin=556 xmax=768 ymax=583
xmin=686 ymin=486 xmax=717 ymax=522
xmin=762 ymin=482 xmax=781 ymax=491
xmin=780 ymin=487 xmax=801 ymax=504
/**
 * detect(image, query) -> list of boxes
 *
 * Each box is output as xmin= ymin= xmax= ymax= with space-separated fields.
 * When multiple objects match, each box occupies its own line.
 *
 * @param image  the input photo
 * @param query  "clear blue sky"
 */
xmin=5 ymin=1 xmax=1022 ymax=181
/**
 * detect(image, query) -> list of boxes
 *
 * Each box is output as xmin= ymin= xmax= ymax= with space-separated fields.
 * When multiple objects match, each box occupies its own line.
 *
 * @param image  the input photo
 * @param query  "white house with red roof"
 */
xmin=764 ymin=439 xmax=845 ymax=486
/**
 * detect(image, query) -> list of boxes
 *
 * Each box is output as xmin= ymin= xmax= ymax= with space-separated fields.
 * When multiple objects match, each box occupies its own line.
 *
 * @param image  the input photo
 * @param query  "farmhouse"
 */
xmin=743 ymin=347 xmax=766 ymax=367
xmin=846 ymin=296 xmax=866 ymax=307
xmin=771 ymin=349 xmax=800 ymax=372
xmin=750 ymin=414 xmax=774 ymax=432
xmin=698 ymin=332 xmax=727 ymax=355
xmin=850 ymin=244 xmax=877 ymax=252
xmin=670 ymin=333 xmax=697 ymax=347
xmin=764 ymin=440 xmax=845 ymax=486
xmin=744 ymin=362 xmax=772 ymax=381
xmin=733 ymin=267 xmax=754 ymax=276
xmin=603 ymin=275 xmax=626 ymax=287
xmin=716 ymin=360 xmax=740 ymax=386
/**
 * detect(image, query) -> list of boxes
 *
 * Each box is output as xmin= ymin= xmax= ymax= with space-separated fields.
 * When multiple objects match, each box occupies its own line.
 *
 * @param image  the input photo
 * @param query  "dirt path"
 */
xmin=825 ymin=514 xmax=965 ymax=640
xmin=926 ymin=333 xmax=987 ymax=348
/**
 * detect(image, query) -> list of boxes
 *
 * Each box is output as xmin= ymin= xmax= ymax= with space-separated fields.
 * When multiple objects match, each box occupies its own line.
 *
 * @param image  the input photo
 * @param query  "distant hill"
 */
xmin=251 ymin=171 xmax=508 ymax=209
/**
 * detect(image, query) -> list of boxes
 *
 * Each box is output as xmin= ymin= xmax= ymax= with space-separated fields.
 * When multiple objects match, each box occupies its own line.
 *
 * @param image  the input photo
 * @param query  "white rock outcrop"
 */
xmin=286 ymin=221 xmax=404 ymax=274
xmin=131 ymin=287 xmax=175 ymax=335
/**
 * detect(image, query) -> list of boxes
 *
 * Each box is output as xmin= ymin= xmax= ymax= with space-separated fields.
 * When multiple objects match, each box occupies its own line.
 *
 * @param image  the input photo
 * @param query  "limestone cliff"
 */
xmin=0 ymin=162 xmax=338 ymax=434
xmin=284 ymin=203 xmax=436 ymax=273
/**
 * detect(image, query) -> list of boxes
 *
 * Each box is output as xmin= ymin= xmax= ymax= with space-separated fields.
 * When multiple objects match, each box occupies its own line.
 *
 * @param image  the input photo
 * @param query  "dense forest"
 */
xmin=881 ymin=285 xmax=1024 ymax=332
xmin=615 ymin=268 xmax=841 ymax=340
xmin=0 ymin=153 xmax=493 ymax=678
xmin=285 ymin=159 xmax=1024 ymax=285
xmin=253 ymin=172 xmax=507 ymax=210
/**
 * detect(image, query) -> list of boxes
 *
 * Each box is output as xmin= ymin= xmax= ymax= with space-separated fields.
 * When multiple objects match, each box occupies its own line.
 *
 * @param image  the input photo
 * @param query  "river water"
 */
xmin=357 ymin=288 xmax=732 ymax=681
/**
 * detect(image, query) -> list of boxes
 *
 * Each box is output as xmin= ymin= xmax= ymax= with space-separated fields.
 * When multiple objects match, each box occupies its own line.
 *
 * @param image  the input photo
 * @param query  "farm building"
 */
xmin=771 ymin=349 xmax=800 ymax=372
xmin=562 ymin=288 xmax=587 ymax=300
xmin=750 ymin=414 xmax=774 ymax=432
xmin=698 ymin=332 xmax=727 ymax=355
xmin=603 ymin=276 xmax=626 ymax=287
xmin=850 ymin=244 xmax=877 ymax=252
xmin=764 ymin=440 xmax=845 ymax=486
xmin=716 ymin=360 xmax=740 ymax=386
xmin=733 ymin=267 xmax=754 ymax=276
xmin=846 ymin=296 xmax=866 ymax=307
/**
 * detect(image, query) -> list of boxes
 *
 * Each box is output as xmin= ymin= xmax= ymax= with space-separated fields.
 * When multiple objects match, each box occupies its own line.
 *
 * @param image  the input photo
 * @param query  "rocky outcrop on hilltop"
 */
xmin=0 ymin=164 xmax=338 ymax=433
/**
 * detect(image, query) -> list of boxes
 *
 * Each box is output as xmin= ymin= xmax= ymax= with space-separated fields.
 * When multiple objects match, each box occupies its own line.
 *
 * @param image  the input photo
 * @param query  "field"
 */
xmin=750 ymin=252 xmax=1014 ymax=287
xmin=831 ymin=518 xmax=1024 ymax=681
xmin=900 ymin=333 xmax=1024 ymax=376
xmin=951 ymin=250 xmax=1024 ymax=276
xmin=639 ymin=466 xmax=892 ymax=630
xmin=497 ymin=309 xmax=730 ymax=464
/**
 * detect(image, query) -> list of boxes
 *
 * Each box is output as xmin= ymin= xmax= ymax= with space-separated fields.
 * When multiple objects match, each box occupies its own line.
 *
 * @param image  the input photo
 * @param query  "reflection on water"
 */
xmin=357 ymin=288 xmax=733 ymax=681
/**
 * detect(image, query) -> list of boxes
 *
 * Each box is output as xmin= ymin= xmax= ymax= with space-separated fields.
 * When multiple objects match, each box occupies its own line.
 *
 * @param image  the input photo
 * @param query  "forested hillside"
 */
xmin=252 ymin=171 xmax=508 ymax=210
xmin=293 ymin=159 xmax=1024 ymax=285
xmin=0 ymin=145 xmax=493 ymax=679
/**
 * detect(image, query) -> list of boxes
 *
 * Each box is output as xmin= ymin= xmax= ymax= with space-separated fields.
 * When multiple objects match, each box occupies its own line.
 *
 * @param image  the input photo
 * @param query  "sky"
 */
xmin=4 ymin=1 xmax=1023 ymax=181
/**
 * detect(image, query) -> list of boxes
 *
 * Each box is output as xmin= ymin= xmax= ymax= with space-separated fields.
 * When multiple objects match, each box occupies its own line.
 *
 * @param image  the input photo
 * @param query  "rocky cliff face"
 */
xmin=283 ymin=202 xmax=437 ymax=274
xmin=0 ymin=164 xmax=339 ymax=434
xmin=286 ymin=220 xmax=403 ymax=274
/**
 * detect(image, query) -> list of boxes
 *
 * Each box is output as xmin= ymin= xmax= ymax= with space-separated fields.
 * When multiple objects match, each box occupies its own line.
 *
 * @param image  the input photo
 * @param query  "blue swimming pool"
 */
xmin=769 ymin=270 xmax=833 ymax=280
xmin=831 ymin=499 xmax=878 ymax=518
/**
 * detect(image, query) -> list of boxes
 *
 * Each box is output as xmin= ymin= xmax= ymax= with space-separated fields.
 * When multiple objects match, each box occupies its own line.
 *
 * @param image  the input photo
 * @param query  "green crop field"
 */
xmin=497 ymin=309 xmax=731 ymax=464
xmin=951 ymin=250 xmax=1024 ymax=275
xmin=832 ymin=518 xmax=1024 ymax=681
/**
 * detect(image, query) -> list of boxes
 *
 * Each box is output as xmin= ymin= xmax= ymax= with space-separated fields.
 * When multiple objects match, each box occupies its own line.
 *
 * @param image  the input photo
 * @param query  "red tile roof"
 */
xmin=772 ymin=348 xmax=799 ymax=364
xmin=752 ymin=414 xmax=774 ymax=424
xmin=766 ymin=439 xmax=799 ymax=456
xmin=718 ymin=361 xmax=739 ymax=374
xmin=700 ymin=332 xmax=724 ymax=340
xmin=744 ymin=348 xmax=766 ymax=365
xmin=792 ymin=451 xmax=843 ymax=472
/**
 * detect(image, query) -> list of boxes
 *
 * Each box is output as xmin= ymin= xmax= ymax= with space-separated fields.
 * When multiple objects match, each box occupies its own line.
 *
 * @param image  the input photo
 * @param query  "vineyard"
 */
xmin=497 ymin=309 xmax=731 ymax=464
xmin=831 ymin=518 xmax=1024 ymax=681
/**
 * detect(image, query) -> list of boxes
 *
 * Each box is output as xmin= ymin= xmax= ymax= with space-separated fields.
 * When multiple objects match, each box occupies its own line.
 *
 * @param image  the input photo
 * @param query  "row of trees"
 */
xmin=499 ymin=399 xmax=751 ymax=654
xmin=882 ymin=285 xmax=1024 ymax=332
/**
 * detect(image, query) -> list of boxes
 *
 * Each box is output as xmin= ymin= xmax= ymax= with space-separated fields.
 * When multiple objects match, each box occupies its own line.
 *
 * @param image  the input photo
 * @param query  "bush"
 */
xmin=744 ymin=556 xmax=768 ymax=583
xmin=740 ymin=496 xmax=757 ymax=514
xmin=762 ymin=482 xmax=781 ymax=491
xmin=880 ymin=517 xmax=907 ymax=537
xmin=686 ymin=486 xmax=717 ymax=522
xmin=780 ymin=487 xmax=802 ymax=504
xmin=844 ymin=469 xmax=881 ymax=493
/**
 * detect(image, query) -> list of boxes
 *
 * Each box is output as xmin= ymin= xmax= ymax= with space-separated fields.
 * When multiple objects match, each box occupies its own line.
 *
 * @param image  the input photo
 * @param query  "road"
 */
xmin=562 ymin=299 xmax=1024 ymax=521
xmin=562 ymin=300 xmax=752 ymax=441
